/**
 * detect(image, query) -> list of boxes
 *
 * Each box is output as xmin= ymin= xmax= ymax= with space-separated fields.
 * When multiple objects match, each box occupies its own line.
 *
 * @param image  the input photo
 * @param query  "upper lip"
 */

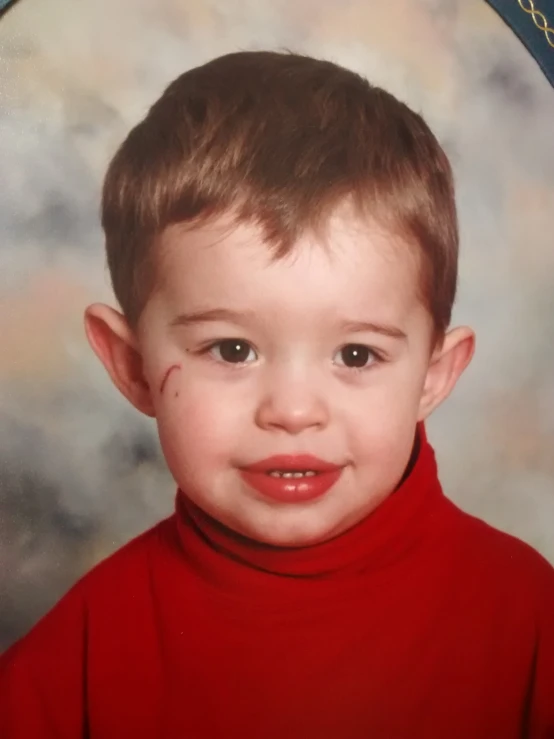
xmin=242 ymin=454 xmax=342 ymax=473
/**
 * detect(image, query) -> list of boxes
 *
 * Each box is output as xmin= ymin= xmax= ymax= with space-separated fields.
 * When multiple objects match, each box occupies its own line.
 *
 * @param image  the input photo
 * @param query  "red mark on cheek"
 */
xmin=159 ymin=363 xmax=181 ymax=395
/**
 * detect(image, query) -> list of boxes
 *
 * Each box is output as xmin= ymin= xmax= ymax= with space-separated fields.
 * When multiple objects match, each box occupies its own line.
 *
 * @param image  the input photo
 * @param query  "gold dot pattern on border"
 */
xmin=518 ymin=0 xmax=554 ymax=48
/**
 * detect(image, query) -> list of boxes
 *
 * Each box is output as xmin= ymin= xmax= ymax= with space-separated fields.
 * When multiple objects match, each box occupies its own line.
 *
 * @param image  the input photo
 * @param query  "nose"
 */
xmin=254 ymin=370 xmax=330 ymax=435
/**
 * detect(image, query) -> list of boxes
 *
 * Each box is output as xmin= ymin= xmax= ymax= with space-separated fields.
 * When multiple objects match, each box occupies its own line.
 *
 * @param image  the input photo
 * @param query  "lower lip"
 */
xmin=239 ymin=468 xmax=343 ymax=503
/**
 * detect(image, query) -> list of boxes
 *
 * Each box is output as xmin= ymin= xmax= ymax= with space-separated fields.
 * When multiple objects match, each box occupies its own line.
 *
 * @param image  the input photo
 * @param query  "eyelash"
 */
xmin=196 ymin=339 xmax=385 ymax=374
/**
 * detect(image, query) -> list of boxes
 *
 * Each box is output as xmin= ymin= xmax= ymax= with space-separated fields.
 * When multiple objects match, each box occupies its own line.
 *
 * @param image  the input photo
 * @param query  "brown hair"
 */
xmin=102 ymin=50 xmax=458 ymax=337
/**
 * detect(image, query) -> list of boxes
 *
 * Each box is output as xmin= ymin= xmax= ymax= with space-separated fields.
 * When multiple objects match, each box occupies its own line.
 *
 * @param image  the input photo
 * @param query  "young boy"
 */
xmin=1 ymin=50 xmax=553 ymax=738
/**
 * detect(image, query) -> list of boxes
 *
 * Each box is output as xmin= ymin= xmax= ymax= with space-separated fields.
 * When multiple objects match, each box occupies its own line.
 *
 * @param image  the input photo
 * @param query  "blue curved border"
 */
xmin=484 ymin=0 xmax=554 ymax=87
xmin=0 ymin=0 xmax=19 ymax=13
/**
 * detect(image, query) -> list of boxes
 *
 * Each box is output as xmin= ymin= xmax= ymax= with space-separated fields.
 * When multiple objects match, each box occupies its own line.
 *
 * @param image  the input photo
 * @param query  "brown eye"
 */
xmin=336 ymin=344 xmax=376 ymax=369
xmin=211 ymin=339 xmax=256 ymax=364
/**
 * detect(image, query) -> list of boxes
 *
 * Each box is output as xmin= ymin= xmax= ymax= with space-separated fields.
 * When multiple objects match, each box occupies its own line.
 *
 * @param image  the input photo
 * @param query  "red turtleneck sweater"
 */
xmin=1 ymin=430 xmax=554 ymax=738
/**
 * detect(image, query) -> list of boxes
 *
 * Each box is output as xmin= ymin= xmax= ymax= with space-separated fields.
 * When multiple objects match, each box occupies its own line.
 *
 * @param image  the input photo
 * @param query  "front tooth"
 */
xmin=267 ymin=470 xmax=318 ymax=478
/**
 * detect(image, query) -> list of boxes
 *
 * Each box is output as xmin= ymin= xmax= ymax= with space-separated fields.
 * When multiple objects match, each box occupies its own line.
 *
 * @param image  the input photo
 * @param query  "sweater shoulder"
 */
xmin=2 ymin=515 xmax=177 ymax=658
xmin=444 ymin=498 xmax=554 ymax=597
xmin=74 ymin=513 xmax=177 ymax=598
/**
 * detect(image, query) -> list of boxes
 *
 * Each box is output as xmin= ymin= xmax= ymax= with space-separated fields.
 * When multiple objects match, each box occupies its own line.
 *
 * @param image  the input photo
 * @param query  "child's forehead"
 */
xmin=155 ymin=213 xmax=422 ymax=326
xmin=159 ymin=207 xmax=418 ymax=281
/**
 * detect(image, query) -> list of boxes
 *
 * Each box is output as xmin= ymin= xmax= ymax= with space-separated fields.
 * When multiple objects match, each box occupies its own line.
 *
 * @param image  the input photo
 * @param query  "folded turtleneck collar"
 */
xmin=173 ymin=423 xmax=447 ymax=595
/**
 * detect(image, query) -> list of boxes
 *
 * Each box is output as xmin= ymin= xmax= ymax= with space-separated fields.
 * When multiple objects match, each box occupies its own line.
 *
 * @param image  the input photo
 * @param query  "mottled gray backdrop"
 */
xmin=1 ymin=0 xmax=553 ymax=651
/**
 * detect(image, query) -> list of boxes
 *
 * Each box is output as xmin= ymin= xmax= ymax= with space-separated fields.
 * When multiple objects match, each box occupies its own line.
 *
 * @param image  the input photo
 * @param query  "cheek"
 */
xmin=359 ymin=369 xmax=424 ymax=416
xmin=344 ymin=373 xmax=424 ymax=453
xmin=154 ymin=378 xmax=244 ymax=473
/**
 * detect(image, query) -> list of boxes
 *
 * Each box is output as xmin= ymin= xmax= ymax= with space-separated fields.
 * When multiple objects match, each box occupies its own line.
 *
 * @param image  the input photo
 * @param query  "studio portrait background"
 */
xmin=1 ymin=0 xmax=553 ymax=652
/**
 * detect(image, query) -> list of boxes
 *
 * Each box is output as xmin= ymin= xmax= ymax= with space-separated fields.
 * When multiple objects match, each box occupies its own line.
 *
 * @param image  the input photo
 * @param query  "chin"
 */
xmin=241 ymin=517 xmax=345 ymax=549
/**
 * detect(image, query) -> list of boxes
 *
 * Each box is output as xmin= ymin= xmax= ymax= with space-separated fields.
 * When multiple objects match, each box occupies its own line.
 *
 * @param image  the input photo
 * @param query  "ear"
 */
xmin=84 ymin=303 xmax=156 ymax=417
xmin=418 ymin=326 xmax=475 ymax=421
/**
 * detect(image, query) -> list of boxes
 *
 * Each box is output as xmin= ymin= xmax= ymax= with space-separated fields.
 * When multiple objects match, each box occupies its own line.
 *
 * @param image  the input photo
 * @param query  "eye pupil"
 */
xmin=219 ymin=340 xmax=251 ymax=363
xmin=342 ymin=344 xmax=370 ymax=368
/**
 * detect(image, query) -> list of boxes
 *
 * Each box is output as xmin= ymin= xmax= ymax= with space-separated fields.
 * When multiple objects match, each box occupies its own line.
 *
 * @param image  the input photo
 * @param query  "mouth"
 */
xmin=239 ymin=455 xmax=343 ymax=503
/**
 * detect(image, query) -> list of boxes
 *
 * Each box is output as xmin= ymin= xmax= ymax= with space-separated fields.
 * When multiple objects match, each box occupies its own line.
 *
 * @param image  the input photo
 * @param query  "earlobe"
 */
xmin=84 ymin=303 xmax=156 ymax=418
xmin=418 ymin=326 xmax=475 ymax=421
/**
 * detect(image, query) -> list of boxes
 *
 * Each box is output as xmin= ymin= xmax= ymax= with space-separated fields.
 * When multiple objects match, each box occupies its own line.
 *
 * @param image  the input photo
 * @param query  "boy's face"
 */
xmin=86 ymin=207 xmax=473 ymax=547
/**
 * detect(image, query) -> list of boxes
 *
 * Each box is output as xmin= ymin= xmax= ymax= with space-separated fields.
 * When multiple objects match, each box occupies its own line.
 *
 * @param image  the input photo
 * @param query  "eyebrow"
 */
xmin=338 ymin=320 xmax=407 ymax=340
xmin=170 ymin=308 xmax=407 ymax=340
xmin=170 ymin=308 xmax=257 ymax=327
